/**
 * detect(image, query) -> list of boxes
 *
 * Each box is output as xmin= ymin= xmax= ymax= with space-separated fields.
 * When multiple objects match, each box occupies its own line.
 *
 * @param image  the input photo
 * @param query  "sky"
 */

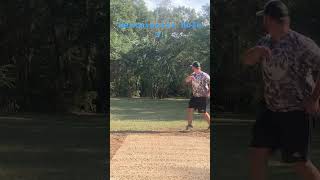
xmin=144 ymin=0 xmax=210 ymax=13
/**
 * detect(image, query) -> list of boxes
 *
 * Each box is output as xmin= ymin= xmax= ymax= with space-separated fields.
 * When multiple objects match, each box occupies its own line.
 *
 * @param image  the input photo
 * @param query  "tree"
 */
xmin=110 ymin=1 xmax=210 ymax=99
xmin=0 ymin=0 xmax=106 ymax=113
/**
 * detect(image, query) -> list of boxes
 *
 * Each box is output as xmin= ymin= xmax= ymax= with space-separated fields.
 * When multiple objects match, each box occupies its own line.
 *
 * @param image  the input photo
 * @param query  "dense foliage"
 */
xmin=0 ymin=1 xmax=106 ymax=113
xmin=110 ymin=0 xmax=210 ymax=99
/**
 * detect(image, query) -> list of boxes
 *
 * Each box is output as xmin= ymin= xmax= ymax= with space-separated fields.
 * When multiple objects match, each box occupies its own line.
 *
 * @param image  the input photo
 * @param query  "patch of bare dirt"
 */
xmin=110 ymin=134 xmax=210 ymax=180
xmin=110 ymin=130 xmax=210 ymax=159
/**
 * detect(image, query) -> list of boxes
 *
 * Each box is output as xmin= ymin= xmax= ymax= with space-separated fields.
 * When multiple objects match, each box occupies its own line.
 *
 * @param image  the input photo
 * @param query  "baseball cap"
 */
xmin=190 ymin=61 xmax=201 ymax=68
xmin=256 ymin=0 xmax=289 ymax=19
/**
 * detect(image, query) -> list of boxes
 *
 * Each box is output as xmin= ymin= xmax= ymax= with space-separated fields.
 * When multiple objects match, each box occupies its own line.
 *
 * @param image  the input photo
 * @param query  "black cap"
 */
xmin=190 ymin=61 xmax=201 ymax=68
xmin=256 ymin=0 xmax=289 ymax=19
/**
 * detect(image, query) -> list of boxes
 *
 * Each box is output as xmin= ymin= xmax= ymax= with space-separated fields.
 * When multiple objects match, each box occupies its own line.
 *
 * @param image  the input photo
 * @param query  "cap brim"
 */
xmin=256 ymin=10 xmax=264 ymax=16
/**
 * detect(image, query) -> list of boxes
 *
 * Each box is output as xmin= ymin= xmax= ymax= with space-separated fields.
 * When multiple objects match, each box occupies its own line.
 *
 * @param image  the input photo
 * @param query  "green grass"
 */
xmin=0 ymin=114 xmax=106 ymax=180
xmin=110 ymin=98 xmax=209 ymax=131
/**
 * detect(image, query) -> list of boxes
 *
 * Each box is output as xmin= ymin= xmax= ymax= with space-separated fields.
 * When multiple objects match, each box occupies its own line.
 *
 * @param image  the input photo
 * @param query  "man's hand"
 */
xmin=185 ymin=76 xmax=195 ymax=83
xmin=303 ymin=96 xmax=320 ymax=114
xmin=243 ymin=46 xmax=271 ymax=65
xmin=257 ymin=46 xmax=272 ymax=58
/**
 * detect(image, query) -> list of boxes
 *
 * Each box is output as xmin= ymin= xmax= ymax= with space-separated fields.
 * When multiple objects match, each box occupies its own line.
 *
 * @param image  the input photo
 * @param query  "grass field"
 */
xmin=0 ymin=114 xmax=106 ymax=180
xmin=110 ymin=98 xmax=210 ymax=131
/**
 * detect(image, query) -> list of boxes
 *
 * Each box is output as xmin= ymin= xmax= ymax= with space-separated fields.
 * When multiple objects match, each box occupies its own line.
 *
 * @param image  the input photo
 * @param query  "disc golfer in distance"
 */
xmin=185 ymin=61 xmax=210 ymax=130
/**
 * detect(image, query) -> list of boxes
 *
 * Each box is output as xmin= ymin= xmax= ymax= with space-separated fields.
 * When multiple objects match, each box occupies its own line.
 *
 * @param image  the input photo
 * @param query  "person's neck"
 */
xmin=270 ymin=26 xmax=290 ymax=42
xmin=194 ymin=70 xmax=201 ymax=74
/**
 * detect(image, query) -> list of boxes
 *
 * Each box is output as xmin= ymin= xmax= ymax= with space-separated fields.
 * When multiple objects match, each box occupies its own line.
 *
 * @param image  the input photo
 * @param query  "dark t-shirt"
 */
xmin=257 ymin=30 xmax=320 ymax=112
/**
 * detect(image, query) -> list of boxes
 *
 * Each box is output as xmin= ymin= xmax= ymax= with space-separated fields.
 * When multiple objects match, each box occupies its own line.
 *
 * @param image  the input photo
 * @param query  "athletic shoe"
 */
xmin=186 ymin=124 xmax=193 ymax=130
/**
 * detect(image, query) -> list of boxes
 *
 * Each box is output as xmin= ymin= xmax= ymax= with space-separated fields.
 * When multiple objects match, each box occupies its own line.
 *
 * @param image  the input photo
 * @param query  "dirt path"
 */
xmin=110 ymin=134 xmax=210 ymax=180
xmin=110 ymin=131 xmax=209 ymax=159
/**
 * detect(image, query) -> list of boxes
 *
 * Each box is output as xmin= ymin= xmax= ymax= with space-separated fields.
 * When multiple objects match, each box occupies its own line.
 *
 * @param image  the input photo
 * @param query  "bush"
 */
xmin=73 ymin=91 xmax=97 ymax=112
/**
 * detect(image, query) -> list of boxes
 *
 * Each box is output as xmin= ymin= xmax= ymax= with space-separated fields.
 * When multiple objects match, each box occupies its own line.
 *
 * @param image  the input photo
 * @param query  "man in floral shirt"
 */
xmin=244 ymin=1 xmax=320 ymax=179
xmin=185 ymin=61 xmax=210 ymax=130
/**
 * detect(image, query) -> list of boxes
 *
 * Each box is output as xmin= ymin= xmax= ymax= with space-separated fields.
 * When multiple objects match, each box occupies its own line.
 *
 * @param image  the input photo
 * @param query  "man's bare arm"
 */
xmin=185 ymin=76 xmax=193 ymax=84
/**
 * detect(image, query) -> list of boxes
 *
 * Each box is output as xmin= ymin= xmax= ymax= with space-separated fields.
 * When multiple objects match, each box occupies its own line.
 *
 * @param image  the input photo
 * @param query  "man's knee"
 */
xmin=202 ymin=112 xmax=209 ymax=117
xmin=292 ymin=160 xmax=320 ymax=179
xmin=292 ymin=160 xmax=312 ymax=171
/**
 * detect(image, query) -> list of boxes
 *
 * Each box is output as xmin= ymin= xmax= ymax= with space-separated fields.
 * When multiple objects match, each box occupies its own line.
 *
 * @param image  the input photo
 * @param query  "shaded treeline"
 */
xmin=0 ymin=0 xmax=106 ymax=113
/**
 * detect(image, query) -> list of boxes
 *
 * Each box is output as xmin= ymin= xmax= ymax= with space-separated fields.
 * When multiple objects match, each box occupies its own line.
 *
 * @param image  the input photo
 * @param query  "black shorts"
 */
xmin=250 ymin=104 xmax=312 ymax=163
xmin=188 ymin=97 xmax=208 ymax=113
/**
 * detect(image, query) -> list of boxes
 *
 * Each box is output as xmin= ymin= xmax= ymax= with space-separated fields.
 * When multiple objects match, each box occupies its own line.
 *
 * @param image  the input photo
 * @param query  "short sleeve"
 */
xmin=205 ymin=74 xmax=210 ymax=85
xmin=300 ymin=38 xmax=320 ymax=71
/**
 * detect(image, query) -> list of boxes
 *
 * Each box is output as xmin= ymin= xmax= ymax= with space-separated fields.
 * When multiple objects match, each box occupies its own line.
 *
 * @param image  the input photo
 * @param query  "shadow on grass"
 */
xmin=111 ymin=110 xmax=187 ymax=121
xmin=0 ymin=113 xmax=106 ymax=180
xmin=0 ymin=113 xmax=107 ymax=128
xmin=110 ymin=98 xmax=190 ymax=121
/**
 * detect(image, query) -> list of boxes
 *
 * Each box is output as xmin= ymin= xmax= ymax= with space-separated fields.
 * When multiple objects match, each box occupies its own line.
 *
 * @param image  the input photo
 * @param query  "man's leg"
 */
xmin=200 ymin=97 xmax=210 ymax=126
xmin=187 ymin=108 xmax=193 ymax=126
xmin=202 ymin=112 xmax=210 ymax=125
xmin=249 ymin=106 xmax=274 ymax=180
xmin=281 ymin=111 xmax=320 ymax=179
xmin=249 ymin=147 xmax=271 ymax=180
xmin=292 ymin=161 xmax=320 ymax=180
